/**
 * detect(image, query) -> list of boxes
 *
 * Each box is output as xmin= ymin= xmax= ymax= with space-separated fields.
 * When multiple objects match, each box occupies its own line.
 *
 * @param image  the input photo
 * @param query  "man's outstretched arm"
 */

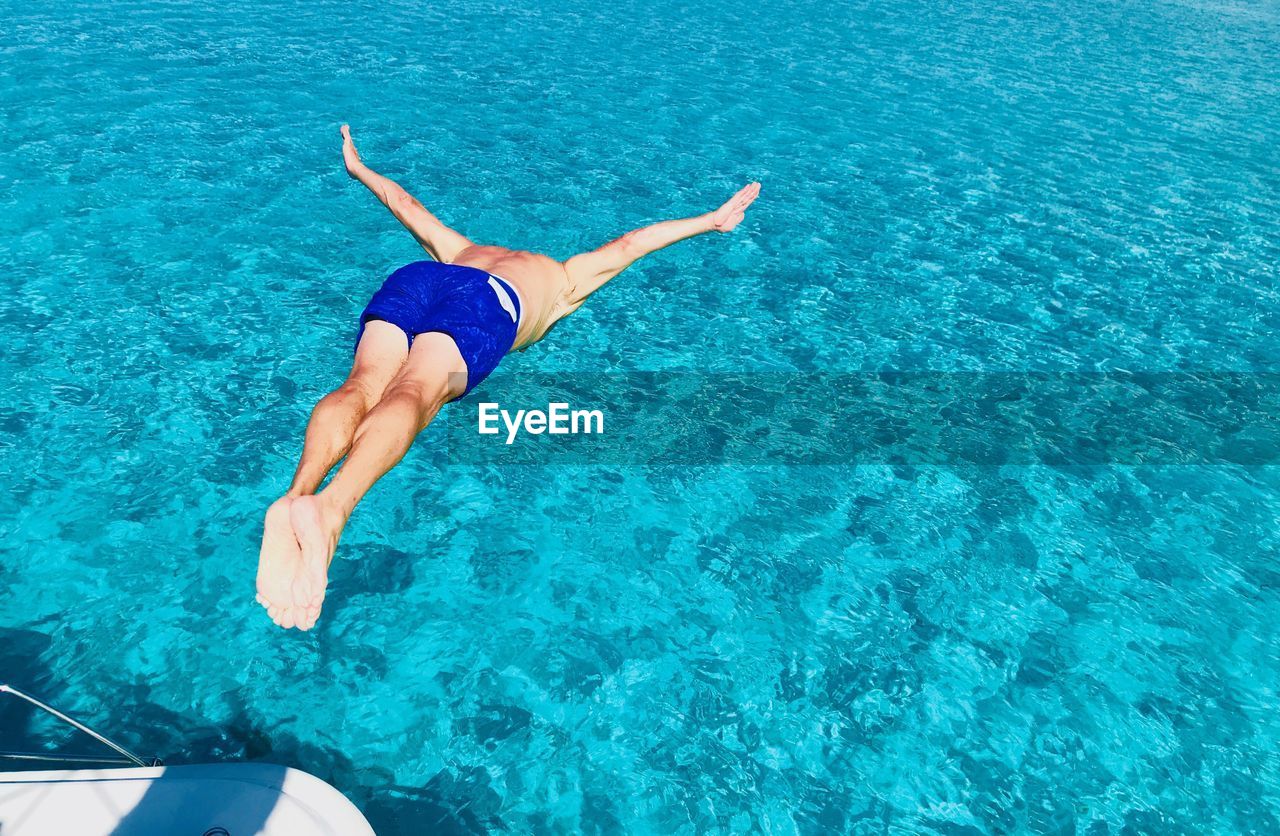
xmin=562 ymin=182 xmax=761 ymax=309
xmin=340 ymin=125 xmax=473 ymax=263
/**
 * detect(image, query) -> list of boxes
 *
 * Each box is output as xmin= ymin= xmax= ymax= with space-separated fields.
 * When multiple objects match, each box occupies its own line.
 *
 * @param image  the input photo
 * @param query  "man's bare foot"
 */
xmin=340 ymin=124 xmax=363 ymax=178
xmin=710 ymin=182 xmax=762 ymax=232
xmin=256 ymin=497 xmax=324 ymax=631
xmin=288 ymin=495 xmax=345 ymax=629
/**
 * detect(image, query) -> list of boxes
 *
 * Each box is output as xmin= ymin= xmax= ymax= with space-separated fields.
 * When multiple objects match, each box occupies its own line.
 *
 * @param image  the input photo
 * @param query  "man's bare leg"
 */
xmin=286 ymin=332 xmax=466 ymax=630
xmin=288 ymin=320 xmax=408 ymax=496
xmin=256 ymin=320 xmax=408 ymax=630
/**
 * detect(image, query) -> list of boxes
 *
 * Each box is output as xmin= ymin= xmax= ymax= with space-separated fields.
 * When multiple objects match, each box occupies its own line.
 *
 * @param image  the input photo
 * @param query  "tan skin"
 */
xmin=256 ymin=125 xmax=760 ymax=630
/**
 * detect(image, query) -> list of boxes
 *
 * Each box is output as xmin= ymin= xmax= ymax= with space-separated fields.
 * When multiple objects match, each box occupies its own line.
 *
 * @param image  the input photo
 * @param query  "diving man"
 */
xmin=256 ymin=125 xmax=760 ymax=630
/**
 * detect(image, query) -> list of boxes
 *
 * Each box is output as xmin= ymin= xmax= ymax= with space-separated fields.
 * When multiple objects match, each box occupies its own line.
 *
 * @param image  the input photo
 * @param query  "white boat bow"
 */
xmin=0 ymin=763 xmax=375 ymax=835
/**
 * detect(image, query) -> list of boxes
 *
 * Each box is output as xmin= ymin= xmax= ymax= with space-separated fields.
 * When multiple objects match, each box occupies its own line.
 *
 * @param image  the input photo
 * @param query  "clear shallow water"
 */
xmin=1 ymin=0 xmax=1278 ymax=832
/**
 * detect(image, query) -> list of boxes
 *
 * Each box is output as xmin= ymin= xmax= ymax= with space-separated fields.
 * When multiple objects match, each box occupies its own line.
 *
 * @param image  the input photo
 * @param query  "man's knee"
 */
xmin=383 ymin=376 xmax=448 ymax=420
xmin=317 ymin=378 xmax=377 ymax=417
xmin=340 ymin=377 xmax=376 ymax=400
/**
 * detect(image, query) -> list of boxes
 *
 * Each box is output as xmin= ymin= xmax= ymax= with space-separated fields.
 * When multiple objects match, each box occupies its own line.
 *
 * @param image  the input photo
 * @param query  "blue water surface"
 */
xmin=2 ymin=0 xmax=1279 ymax=832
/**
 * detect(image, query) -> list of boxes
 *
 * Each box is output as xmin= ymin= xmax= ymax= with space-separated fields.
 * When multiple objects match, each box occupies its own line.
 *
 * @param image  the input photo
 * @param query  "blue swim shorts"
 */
xmin=356 ymin=261 xmax=522 ymax=397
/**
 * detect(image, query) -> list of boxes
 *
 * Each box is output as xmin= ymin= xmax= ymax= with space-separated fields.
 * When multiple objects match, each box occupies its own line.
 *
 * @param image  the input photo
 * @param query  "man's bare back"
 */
xmin=451 ymin=244 xmax=569 ymax=348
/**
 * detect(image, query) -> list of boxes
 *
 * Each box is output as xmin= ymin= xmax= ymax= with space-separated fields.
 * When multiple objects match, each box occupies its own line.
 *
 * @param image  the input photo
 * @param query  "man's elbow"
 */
xmin=611 ymin=231 xmax=643 ymax=258
xmin=395 ymin=191 xmax=424 ymax=212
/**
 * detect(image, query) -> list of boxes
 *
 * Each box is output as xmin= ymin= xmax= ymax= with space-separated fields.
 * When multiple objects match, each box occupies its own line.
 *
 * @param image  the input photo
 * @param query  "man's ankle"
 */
xmin=315 ymin=491 xmax=353 ymax=527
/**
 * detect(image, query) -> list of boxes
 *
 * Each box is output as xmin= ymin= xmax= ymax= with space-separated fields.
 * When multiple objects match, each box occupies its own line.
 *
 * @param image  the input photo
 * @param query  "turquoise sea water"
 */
xmin=2 ymin=0 xmax=1279 ymax=832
